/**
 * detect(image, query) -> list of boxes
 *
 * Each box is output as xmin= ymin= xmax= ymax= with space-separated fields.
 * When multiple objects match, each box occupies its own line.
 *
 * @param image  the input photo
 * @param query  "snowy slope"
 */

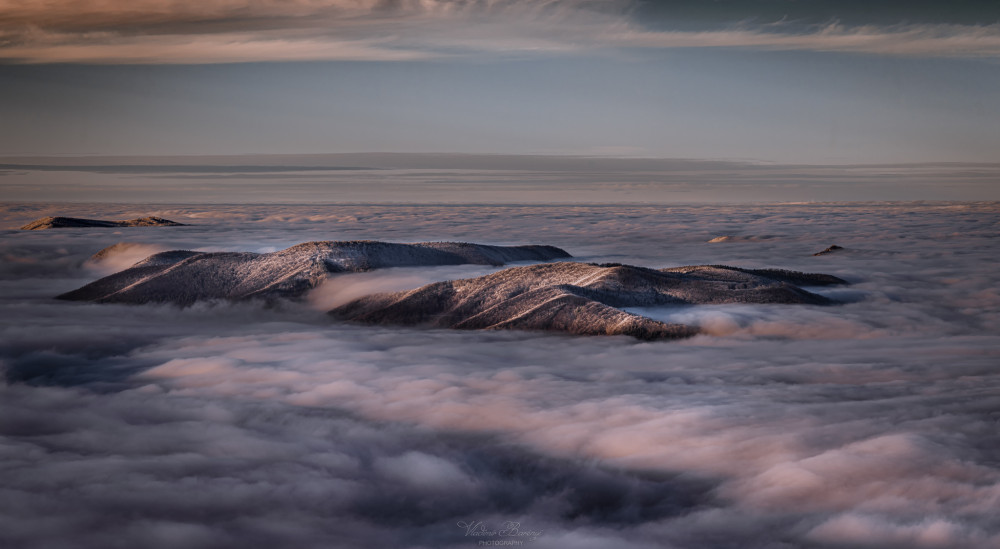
xmin=58 ymin=240 xmax=571 ymax=305
xmin=330 ymin=262 xmax=846 ymax=340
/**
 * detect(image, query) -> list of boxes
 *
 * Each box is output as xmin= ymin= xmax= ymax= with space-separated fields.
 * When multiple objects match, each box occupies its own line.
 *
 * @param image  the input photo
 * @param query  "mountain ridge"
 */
xmin=330 ymin=261 xmax=847 ymax=340
xmin=20 ymin=216 xmax=185 ymax=230
xmin=58 ymin=240 xmax=572 ymax=305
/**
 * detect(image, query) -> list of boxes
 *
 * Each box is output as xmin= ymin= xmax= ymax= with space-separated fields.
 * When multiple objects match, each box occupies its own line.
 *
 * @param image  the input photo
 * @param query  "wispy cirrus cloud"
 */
xmin=1 ymin=0 xmax=1000 ymax=63
xmin=0 ymin=0 xmax=620 ymax=62
xmin=615 ymin=22 xmax=1000 ymax=58
xmin=0 ymin=29 xmax=438 ymax=63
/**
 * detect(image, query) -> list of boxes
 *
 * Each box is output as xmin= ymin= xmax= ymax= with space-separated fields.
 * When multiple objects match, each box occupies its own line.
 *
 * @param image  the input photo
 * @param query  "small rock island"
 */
xmin=20 ymin=216 xmax=186 ymax=230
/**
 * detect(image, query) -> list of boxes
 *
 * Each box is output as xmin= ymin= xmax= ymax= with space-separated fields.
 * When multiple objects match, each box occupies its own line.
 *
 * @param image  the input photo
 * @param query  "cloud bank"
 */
xmin=2 ymin=0 xmax=1000 ymax=63
xmin=4 ymin=157 xmax=1000 ymax=203
xmin=1 ymin=201 xmax=999 ymax=547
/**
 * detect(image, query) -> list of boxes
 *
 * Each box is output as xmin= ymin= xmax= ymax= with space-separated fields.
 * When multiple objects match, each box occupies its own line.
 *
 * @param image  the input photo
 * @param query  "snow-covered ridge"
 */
xmin=20 ymin=216 xmax=185 ymax=230
xmin=330 ymin=262 xmax=847 ymax=340
xmin=58 ymin=240 xmax=572 ymax=305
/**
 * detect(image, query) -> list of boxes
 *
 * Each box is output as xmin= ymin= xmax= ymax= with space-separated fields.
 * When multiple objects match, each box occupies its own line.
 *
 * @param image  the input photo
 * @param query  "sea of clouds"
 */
xmin=3 ymin=159 xmax=1000 ymax=203
xmin=1 ymin=202 xmax=998 ymax=548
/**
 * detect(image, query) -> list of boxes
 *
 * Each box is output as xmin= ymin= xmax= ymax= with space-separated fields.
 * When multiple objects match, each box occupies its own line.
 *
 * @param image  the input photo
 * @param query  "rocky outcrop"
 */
xmin=660 ymin=265 xmax=846 ymax=287
xmin=329 ymin=262 xmax=846 ymax=340
xmin=813 ymin=245 xmax=844 ymax=256
xmin=20 ymin=216 xmax=185 ymax=230
xmin=57 ymin=241 xmax=572 ymax=305
xmin=706 ymin=235 xmax=779 ymax=243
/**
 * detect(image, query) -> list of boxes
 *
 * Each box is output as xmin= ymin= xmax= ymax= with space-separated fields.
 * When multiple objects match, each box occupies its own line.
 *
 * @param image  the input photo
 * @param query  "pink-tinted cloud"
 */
xmin=2 ymin=1 xmax=1000 ymax=63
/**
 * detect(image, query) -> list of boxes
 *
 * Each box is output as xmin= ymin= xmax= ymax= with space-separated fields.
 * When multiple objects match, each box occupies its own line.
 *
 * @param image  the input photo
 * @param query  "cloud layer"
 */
xmin=1 ymin=201 xmax=999 ymax=547
xmin=4 ymin=158 xmax=1000 ymax=203
xmin=2 ymin=0 xmax=1000 ymax=63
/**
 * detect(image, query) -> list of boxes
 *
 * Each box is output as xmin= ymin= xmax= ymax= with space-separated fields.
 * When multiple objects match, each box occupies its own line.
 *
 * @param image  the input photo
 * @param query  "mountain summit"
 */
xmin=58 ymin=240 xmax=571 ymax=305
xmin=330 ymin=262 xmax=846 ymax=340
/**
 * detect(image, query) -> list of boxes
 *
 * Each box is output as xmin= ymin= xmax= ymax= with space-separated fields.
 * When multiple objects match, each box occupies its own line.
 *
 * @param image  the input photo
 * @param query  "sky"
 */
xmin=1 ymin=0 xmax=999 ymax=164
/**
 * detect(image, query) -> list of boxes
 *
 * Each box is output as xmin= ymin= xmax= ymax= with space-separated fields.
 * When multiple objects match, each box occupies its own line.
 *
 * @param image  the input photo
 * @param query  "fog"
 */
xmin=1 ymin=202 xmax=999 ymax=548
xmin=3 ymin=158 xmax=1000 ymax=203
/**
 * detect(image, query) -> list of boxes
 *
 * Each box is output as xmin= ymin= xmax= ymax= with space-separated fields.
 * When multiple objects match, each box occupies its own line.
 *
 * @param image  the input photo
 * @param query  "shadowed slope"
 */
xmin=19 ymin=216 xmax=185 ymax=230
xmin=57 ymin=241 xmax=571 ymax=305
xmin=330 ymin=262 xmax=846 ymax=340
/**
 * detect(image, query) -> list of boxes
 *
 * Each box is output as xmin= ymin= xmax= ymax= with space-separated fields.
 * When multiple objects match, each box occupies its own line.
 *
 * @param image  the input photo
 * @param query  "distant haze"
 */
xmin=1 ymin=154 xmax=997 ymax=203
